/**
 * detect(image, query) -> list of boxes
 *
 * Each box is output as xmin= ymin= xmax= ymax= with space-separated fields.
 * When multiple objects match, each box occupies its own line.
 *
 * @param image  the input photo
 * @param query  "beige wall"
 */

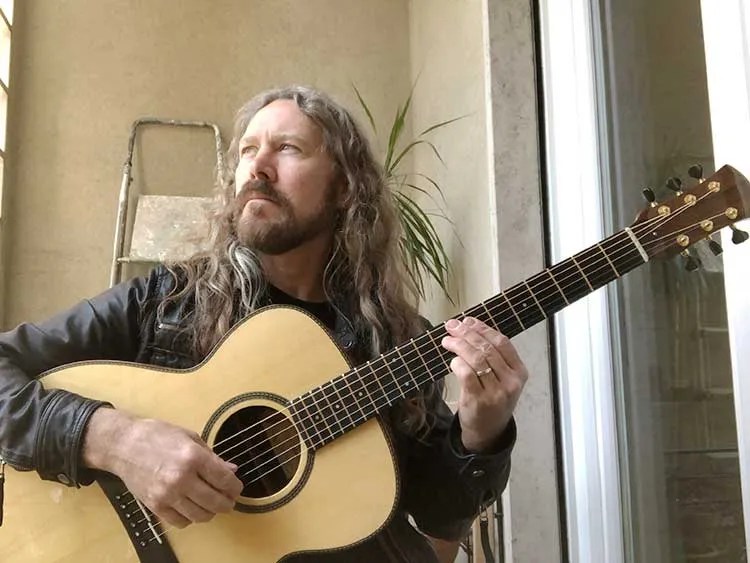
xmin=2 ymin=0 xmax=411 ymax=328
xmin=408 ymin=0 xmax=493 ymax=325
xmin=409 ymin=2 xmax=562 ymax=562
xmin=2 ymin=3 xmax=560 ymax=561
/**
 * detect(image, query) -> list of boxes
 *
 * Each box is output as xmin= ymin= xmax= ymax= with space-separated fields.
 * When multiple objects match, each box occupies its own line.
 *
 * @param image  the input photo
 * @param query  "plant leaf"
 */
xmin=384 ymin=88 xmax=414 ymax=172
xmin=389 ymin=140 xmax=435 ymax=175
xmin=352 ymin=83 xmax=377 ymax=134
xmin=418 ymin=114 xmax=468 ymax=138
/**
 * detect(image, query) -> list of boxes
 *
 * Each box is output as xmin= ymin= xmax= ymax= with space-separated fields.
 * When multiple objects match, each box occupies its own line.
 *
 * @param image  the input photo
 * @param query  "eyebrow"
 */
xmin=238 ymin=133 xmax=308 ymax=147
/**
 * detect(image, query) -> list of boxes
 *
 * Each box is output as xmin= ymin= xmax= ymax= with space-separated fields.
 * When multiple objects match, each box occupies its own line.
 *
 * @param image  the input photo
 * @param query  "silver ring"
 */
xmin=476 ymin=367 xmax=493 ymax=378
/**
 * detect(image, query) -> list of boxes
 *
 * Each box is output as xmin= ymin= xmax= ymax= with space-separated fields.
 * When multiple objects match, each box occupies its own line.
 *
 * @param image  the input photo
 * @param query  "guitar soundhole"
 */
xmin=213 ymin=405 xmax=301 ymax=499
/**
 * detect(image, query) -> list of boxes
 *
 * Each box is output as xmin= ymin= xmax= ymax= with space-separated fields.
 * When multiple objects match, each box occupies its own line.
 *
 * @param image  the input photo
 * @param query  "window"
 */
xmin=0 ymin=0 xmax=12 ymax=217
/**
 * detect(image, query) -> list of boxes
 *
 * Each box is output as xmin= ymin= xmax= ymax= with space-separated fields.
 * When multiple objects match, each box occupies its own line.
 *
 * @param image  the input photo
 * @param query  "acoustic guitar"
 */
xmin=1 ymin=165 xmax=748 ymax=562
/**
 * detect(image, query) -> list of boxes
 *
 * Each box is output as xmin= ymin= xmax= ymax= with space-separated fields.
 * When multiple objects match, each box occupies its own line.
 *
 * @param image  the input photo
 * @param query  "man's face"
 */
xmin=233 ymin=99 xmax=340 ymax=255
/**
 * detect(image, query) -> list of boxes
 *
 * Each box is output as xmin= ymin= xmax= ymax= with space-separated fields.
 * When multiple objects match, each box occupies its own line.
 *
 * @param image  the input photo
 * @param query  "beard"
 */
xmin=232 ymin=179 xmax=339 ymax=255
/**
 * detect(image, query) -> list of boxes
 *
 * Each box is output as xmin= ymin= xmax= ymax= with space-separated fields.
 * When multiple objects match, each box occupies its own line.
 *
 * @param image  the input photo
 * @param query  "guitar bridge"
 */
xmin=97 ymin=473 xmax=179 ymax=563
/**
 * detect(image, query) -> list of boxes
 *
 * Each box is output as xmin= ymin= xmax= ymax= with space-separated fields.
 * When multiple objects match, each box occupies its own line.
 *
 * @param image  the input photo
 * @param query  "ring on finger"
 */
xmin=476 ymin=366 xmax=493 ymax=378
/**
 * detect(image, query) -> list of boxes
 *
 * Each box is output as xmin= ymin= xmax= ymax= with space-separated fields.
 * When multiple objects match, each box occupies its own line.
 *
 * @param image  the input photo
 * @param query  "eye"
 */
xmin=279 ymin=143 xmax=299 ymax=152
xmin=240 ymin=145 xmax=258 ymax=157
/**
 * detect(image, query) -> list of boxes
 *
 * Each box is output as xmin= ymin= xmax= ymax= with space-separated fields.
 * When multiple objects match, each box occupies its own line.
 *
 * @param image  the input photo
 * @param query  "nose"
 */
xmin=247 ymin=147 xmax=277 ymax=183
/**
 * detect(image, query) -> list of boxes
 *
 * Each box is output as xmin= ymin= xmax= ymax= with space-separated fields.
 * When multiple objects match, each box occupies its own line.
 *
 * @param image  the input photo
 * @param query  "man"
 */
xmin=0 ymin=86 xmax=528 ymax=561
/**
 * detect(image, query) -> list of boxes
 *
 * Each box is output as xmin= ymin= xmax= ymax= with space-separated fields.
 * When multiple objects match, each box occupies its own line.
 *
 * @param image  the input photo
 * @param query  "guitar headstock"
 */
xmin=632 ymin=164 xmax=750 ymax=264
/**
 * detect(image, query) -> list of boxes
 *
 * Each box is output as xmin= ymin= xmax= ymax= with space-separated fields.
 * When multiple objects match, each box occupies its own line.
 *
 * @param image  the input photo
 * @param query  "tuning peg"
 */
xmin=708 ymin=239 xmax=723 ymax=256
xmin=642 ymin=187 xmax=657 ymax=207
xmin=666 ymin=177 xmax=683 ymax=193
xmin=681 ymin=249 xmax=701 ymax=271
xmin=731 ymin=225 xmax=749 ymax=244
xmin=688 ymin=164 xmax=704 ymax=180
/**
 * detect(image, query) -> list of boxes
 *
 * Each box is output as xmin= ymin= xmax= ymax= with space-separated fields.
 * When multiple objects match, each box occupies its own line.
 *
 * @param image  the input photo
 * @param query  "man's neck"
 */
xmin=259 ymin=237 xmax=331 ymax=303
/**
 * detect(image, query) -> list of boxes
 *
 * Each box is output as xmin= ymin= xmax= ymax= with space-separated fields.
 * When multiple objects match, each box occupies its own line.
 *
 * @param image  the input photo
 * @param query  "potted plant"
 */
xmin=353 ymin=86 xmax=462 ymax=303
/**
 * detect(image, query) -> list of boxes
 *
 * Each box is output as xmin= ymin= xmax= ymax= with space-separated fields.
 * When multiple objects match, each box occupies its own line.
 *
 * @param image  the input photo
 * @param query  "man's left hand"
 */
xmin=441 ymin=317 xmax=528 ymax=453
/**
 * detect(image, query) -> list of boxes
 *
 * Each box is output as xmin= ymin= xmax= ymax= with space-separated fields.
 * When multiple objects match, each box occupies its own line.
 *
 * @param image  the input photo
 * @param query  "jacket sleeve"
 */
xmin=398 ymin=384 xmax=516 ymax=541
xmin=0 ymin=271 xmax=160 ymax=487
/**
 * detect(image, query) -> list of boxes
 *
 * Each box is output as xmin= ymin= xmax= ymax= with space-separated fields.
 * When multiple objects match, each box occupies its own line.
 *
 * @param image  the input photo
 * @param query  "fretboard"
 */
xmin=290 ymin=228 xmax=645 ymax=450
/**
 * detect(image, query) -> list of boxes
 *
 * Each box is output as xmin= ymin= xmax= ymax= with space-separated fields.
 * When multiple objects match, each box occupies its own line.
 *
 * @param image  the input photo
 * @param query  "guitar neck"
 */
xmin=291 ymin=227 xmax=646 ymax=449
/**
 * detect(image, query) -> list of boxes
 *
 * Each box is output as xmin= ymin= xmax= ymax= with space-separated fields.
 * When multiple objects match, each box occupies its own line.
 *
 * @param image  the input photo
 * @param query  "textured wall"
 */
xmin=409 ymin=1 xmax=561 ymax=561
xmin=2 ymin=3 xmax=562 ymax=561
xmin=2 ymin=0 xmax=410 ymax=327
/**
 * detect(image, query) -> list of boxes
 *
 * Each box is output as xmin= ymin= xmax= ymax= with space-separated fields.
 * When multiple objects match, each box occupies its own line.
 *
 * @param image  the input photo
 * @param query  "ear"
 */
xmin=333 ymin=177 xmax=349 ymax=209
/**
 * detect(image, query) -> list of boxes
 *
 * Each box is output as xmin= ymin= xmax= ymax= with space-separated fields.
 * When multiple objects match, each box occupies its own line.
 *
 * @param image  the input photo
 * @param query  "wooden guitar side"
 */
xmin=1 ymin=307 xmax=398 ymax=562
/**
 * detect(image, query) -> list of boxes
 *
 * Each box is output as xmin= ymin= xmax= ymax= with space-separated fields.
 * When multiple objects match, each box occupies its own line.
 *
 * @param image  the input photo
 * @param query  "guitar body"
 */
xmin=1 ymin=307 xmax=398 ymax=562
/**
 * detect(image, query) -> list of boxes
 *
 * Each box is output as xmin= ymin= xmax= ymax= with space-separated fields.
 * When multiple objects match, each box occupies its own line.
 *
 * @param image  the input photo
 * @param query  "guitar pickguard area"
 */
xmin=202 ymin=392 xmax=314 ymax=513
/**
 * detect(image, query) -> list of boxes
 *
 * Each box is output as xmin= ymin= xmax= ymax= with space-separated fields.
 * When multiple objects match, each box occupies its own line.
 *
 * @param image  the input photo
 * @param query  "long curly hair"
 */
xmin=159 ymin=86 xmax=434 ymax=434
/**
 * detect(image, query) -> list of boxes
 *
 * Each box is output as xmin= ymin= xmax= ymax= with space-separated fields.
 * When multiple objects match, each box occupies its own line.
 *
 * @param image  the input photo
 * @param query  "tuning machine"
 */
xmin=642 ymin=187 xmax=657 ymax=207
xmin=688 ymin=164 xmax=705 ymax=181
xmin=708 ymin=238 xmax=723 ymax=256
xmin=731 ymin=224 xmax=749 ymax=244
xmin=666 ymin=176 xmax=683 ymax=194
xmin=681 ymin=249 xmax=701 ymax=272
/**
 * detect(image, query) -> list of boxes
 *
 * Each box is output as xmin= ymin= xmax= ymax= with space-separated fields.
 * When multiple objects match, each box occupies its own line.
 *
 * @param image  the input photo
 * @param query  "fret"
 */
xmin=596 ymin=243 xmax=620 ymax=277
xmin=360 ymin=361 xmax=389 ymax=413
xmin=314 ymin=385 xmax=345 ymax=438
xmin=478 ymin=301 xmax=499 ymax=331
xmin=577 ymin=246 xmax=614 ymax=292
xmin=500 ymin=292 xmax=526 ymax=334
xmin=545 ymin=268 xmax=569 ymax=306
xmin=297 ymin=391 xmax=330 ymax=447
xmin=504 ymin=284 xmax=546 ymax=330
xmin=295 ymin=227 xmax=651 ymax=451
xmin=409 ymin=337 xmax=433 ymax=384
xmin=550 ymin=258 xmax=593 ymax=304
xmin=422 ymin=329 xmax=451 ymax=381
xmin=380 ymin=353 xmax=405 ymax=397
xmin=523 ymin=279 xmax=547 ymax=318
xmin=330 ymin=375 xmax=358 ymax=429
xmin=290 ymin=398 xmax=317 ymax=449
xmin=570 ymin=255 xmax=594 ymax=292
xmin=604 ymin=230 xmax=645 ymax=276
xmin=345 ymin=367 xmax=371 ymax=422
xmin=370 ymin=356 xmax=404 ymax=404
xmin=391 ymin=347 xmax=419 ymax=395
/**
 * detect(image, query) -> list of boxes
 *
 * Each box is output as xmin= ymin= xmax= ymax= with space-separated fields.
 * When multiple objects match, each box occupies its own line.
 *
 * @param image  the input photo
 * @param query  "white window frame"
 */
xmin=701 ymin=1 xmax=750 ymax=556
xmin=537 ymin=0 xmax=625 ymax=561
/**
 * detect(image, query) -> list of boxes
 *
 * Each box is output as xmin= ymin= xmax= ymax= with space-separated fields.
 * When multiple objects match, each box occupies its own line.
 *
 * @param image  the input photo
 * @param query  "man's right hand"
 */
xmin=82 ymin=407 xmax=244 ymax=528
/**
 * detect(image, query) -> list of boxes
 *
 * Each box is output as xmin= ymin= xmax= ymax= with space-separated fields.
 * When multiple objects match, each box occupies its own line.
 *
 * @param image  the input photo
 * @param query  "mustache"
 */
xmin=233 ymin=179 xmax=290 ymax=216
xmin=237 ymin=178 xmax=280 ymax=204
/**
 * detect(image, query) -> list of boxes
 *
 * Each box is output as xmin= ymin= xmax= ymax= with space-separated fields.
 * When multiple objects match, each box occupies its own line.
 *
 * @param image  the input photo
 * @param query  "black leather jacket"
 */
xmin=0 ymin=266 xmax=515 ymax=562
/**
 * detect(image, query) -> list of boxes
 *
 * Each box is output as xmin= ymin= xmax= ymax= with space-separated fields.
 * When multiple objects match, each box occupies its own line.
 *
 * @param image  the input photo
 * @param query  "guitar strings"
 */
xmin=229 ymin=208 xmax=731 ymax=486
xmin=126 ymin=195 xmax=725 ymax=543
xmin=212 ymin=194 xmax=717 ymax=464
xmin=141 ymin=215 xmax=718 ymax=541
xmin=218 ymin=207 xmax=725 ymax=484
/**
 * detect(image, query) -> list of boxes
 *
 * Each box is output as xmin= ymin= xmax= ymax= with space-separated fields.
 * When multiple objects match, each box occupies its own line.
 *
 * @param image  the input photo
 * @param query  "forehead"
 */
xmin=241 ymin=99 xmax=322 ymax=142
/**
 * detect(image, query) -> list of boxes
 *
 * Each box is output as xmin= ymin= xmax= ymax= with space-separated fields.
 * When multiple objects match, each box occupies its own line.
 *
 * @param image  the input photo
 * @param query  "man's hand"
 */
xmin=83 ymin=408 xmax=244 ymax=528
xmin=441 ymin=317 xmax=528 ymax=453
